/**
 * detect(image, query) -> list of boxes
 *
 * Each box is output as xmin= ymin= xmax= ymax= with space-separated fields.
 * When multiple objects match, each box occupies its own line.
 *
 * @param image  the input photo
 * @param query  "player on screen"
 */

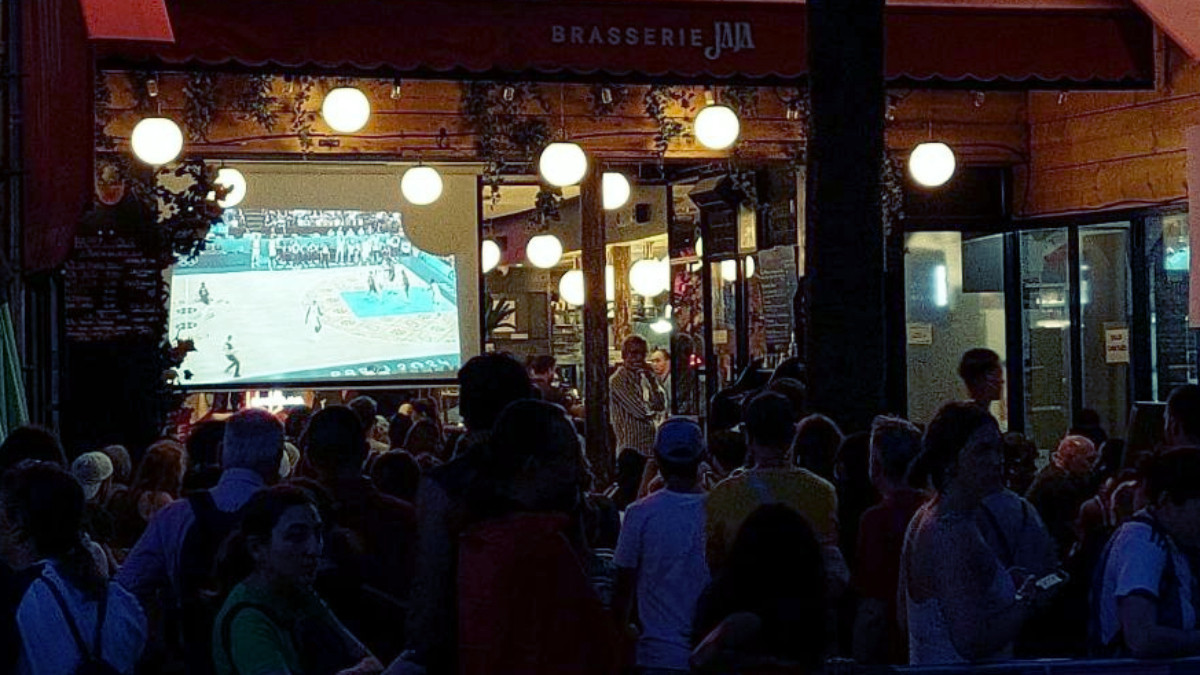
xmin=224 ymin=335 xmax=241 ymax=378
xmin=368 ymin=271 xmax=381 ymax=299
xmin=401 ymin=269 xmax=411 ymax=300
xmin=198 ymin=283 xmax=210 ymax=305
xmin=305 ymin=300 xmax=324 ymax=335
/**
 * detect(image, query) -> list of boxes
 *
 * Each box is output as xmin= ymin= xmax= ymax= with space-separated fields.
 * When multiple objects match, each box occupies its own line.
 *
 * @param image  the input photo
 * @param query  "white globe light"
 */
xmin=559 ymin=270 xmax=585 ymax=306
xmin=481 ymin=240 xmax=502 ymax=273
xmin=214 ymin=168 xmax=247 ymax=208
xmin=695 ymin=236 xmax=704 ymax=258
xmin=909 ymin=142 xmax=956 ymax=188
xmin=745 ymin=255 xmax=756 ymax=279
xmin=130 ymin=117 xmax=184 ymax=166
xmin=538 ymin=142 xmax=589 ymax=187
xmin=526 ymin=234 xmax=564 ymax=268
xmin=401 ymin=166 xmax=444 ymax=206
xmin=630 ymin=258 xmax=669 ymax=297
xmin=651 ymin=317 xmax=673 ymax=334
xmin=605 ymin=265 xmax=615 ymax=301
xmin=602 ymin=172 xmax=631 ymax=211
xmin=694 ymin=105 xmax=740 ymax=151
xmin=321 ymin=87 xmax=371 ymax=133
xmin=720 ymin=259 xmax=738 ymax=282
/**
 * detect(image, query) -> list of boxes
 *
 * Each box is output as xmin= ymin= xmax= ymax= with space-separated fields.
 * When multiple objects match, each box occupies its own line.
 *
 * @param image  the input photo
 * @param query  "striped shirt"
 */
xmin=609 ymin=366 xmax=665 ymax=455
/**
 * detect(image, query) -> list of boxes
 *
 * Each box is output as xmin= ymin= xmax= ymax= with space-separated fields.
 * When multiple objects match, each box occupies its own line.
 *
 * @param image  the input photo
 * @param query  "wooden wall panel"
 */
xmin=1024 ymin=42 xmax=1200 ymax=216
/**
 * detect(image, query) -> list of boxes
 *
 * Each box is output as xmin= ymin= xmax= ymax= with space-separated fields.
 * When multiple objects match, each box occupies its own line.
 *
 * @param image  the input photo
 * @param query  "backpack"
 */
xmin=40 ymin=572 xmax=121 ymax=675
xmin=173 ymin=491 xmax=247 ymax=675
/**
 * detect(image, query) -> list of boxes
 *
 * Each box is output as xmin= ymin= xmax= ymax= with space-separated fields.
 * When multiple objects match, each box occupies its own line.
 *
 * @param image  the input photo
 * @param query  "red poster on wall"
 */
xmin=79 ymin=0 xmax=173 ymax=42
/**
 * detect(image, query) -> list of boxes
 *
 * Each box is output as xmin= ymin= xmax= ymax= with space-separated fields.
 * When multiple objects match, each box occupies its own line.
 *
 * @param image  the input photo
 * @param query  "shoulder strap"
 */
xmin=220 ymin=601 xmax=285 ymax=675
xmin=39 ymin=571 xmax=95 ymax=662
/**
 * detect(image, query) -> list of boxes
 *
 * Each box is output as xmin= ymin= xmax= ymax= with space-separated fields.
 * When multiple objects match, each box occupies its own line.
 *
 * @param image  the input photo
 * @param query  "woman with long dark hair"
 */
xmin=900 ymin=402 xmax=1054 ymax=664
xmin=1 ymin=461 xmax=146 ymax=673
xmin=112 ymin=440 xmax=188 ymax=550
xmin=212 ymin=484 xmax=380 ymax=675
xmin=692 ymin=503 xmax=828 ymax=673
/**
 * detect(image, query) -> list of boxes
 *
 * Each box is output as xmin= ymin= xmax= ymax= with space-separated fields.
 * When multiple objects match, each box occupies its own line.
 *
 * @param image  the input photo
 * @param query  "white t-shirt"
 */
xmin=16 ymin=561 xmax=147 ymax=675
xmin=1098 ymin=512 xmax=1197 ymax=649
xmin=614 ymin=488 xmax=710 ymax=670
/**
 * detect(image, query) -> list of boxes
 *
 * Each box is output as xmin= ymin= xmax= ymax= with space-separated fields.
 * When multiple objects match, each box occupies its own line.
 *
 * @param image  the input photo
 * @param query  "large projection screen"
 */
xmin=168 ymin=162 xmax=481 ymax=387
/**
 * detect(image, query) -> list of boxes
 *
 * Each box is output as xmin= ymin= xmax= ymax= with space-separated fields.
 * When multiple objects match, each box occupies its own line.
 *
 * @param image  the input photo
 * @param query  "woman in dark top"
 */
xmin=693 ymin=503 xmax=828 ymax=673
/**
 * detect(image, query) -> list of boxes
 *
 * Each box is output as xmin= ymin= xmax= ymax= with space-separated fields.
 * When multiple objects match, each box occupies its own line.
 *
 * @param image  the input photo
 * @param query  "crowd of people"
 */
xmin=1 ymin=345 xmax=1199 ymax=674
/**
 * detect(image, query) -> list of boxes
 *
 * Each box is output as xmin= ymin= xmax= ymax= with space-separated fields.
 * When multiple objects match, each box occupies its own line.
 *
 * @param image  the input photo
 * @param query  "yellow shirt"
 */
xmin=705 ymin=467 xmax=839 ymax=570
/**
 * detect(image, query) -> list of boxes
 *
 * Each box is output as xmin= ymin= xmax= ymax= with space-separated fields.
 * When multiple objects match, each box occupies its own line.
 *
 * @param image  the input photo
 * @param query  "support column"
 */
xmin=805 ymin=0 xmax=887 ymax=432
xmin=581 ymin=166 xmax=612 ymax=482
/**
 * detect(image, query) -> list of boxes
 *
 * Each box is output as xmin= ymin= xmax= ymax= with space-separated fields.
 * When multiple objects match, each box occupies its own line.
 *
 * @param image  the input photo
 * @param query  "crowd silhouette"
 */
xmin=2 ymin=347 xmax=1200 ymax=674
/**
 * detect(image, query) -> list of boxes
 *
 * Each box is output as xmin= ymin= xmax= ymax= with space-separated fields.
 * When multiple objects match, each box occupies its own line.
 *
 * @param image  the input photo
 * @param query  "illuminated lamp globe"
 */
xmin=526 ymin=234 xmax=564 ymax=268
xmin=602 ymin=172 xmax=631 ymax=211
xmin=651 ymin=317 xmax=673 ymax=334
xmin=481 ymin=240 xmax=502 ymax=273
xmin=131 ymin=117 xmax=184 ymax=166
xmin=909 ymin=142 xmax=956 ymax=188
xmin=401 ymin=166 xmax=443 ymax=206
xmin=559 ymin=270 xmax=585 ymax=306
xmin=214 ymin=168 xmax=247 ymax=208
xmin=630 ymin=258 xmax=667 ymax=297
xmin=321 ymin=87 xmax=371 ymax=133
xmin=694 ymin=104 xmax=740 ymax=151
xmin=695 ymin=236 xmax=704 ymax=258
xmin=538 ymin=142 xmax=589 ymax=187
xmin=720 ymin=259 xmax=738 ymax=283
xmin=745 ymin=255 xmax=756 ymax=279
xmin=605 ymin=265 xmax=615 ymax=302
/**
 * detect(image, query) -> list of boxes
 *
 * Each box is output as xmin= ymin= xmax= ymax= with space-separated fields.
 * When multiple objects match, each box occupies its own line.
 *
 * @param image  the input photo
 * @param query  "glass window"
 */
xmin=1020 ymin=228 xmax=1071 ymax=456
xmin=1147 ymin=213 xmax=1195 ymax=400
xmin=1079 ymin=224 xmax=1131 ymax=439
xmin=904 ymin=232 xmax=1008 ymax=428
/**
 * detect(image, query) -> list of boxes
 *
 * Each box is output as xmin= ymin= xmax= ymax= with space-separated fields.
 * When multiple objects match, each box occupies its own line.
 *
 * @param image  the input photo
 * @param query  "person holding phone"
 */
xmin=900 ymin=403 xmax=1056 ymax=665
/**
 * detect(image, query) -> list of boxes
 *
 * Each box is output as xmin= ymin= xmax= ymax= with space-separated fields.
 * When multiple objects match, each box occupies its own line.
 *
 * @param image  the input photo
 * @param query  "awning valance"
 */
xmin=91 ymin=0 xmax=1155 ymax=87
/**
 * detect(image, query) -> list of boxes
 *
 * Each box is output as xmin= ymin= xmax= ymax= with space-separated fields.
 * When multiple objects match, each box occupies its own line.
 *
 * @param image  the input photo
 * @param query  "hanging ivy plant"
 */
xmin=235 ymin=74 xmax=280 ymax=133
xmin=588 ymin=83 xmax=628 ymax=118
xmin=535 ymin=186 xmax=563 ymax=223
xmin=881 ymin=150 xmax=906 ymax=236
xmin=461 ymin=82 xmax=552 ymax=199
xmin=776 ymin=86 xmax=811 ymax=129
xmin=644 ymin=85 xmax=689 ymax=156
xmin=723 ymin=85 xmax=759 ymax=118
xmin=287 ymin=75 xmax=318 ymax=152
xmin=128 ymin=71 xmax=156 ymax=113
xmin=183 ymin=72 xmax=219 ymax=142
xmin=95 ymin=73 xmax=115 ymax=150
xmin=728 ymin=165 xmax=760 ymax=211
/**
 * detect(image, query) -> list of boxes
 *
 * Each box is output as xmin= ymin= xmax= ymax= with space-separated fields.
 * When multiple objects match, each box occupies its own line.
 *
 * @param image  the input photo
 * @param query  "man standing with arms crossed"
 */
xmin=609 ymin=336 xmax=666 ymax=458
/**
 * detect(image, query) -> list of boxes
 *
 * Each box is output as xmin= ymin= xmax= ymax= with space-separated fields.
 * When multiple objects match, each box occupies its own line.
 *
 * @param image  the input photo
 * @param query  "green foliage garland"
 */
xmin=183 ymin=73 xmax=218 ymax=142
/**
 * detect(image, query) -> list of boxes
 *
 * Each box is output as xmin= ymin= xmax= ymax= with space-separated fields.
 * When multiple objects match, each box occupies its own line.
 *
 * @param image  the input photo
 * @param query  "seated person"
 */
xmin=1093 ymin=447 xmax=1200 ymax=658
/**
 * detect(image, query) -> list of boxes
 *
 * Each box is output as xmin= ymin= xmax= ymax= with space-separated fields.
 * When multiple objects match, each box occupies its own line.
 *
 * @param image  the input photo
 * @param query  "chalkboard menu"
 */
xmin=64 ymin=235 xmax=163 ymax=341
xmin=757 ymin=245 xmax=799 ymax=352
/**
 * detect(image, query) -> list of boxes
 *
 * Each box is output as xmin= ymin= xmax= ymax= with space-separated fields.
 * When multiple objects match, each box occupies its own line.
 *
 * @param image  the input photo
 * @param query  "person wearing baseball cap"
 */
xmin=614 ymin=417 xmax=711 ymax=673
xmin=71 ymin=451 xmax=114 ymax=503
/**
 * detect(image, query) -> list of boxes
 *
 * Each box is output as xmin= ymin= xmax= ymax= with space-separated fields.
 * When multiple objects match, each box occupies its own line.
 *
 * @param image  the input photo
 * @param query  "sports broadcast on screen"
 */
xmin=169 ymin=208 xmax=462 ymax=386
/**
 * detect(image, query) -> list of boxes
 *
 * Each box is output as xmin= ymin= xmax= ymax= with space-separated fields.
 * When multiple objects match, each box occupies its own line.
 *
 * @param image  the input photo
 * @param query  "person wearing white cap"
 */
xmin=613 ymin=417 xmax=711 ymax=674
xmin=71 ymin=452 xmax=115 ymax=504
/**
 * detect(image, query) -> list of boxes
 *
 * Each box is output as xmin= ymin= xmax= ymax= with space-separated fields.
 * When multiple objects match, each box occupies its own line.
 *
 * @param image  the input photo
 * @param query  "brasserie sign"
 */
xmin=551 ymin=22 xmax=757 ymax=61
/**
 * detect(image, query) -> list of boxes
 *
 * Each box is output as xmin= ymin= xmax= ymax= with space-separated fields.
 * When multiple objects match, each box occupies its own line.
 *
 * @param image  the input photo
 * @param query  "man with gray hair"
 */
xmin=117 ymin=408 xmax=284 ymax=674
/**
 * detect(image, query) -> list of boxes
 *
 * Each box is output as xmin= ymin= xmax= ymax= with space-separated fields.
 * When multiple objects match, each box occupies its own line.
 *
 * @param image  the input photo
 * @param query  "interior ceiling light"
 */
xmin=526 ymin=233 xmax=564 ymax=269
xmin=538 ymin=142 xmax=589 ymax=188
xmin=720 ymin=259 xmax=738 ymax=283
xmin=602 ymin=172 xmax=631 ymax=211
xmin=401 ymin=165 xmax=444 ymax=206
xmin=745 ymin=255 xmax=756 ymax=279
xmin=213 ymin=168 xmax=247 ymax=208
xmin=694 ymin=104 xmax=740 ymax=151
xmin=321 ymin=87 xmax=371 ymax=133
xmin=651 ymin=317 xmax=673 ymax=334
xmin=131 ymin=117 xmax=184 ymax=166
xmin=481 ymin=240 xmax=502 ymax=273
xmin=630 ymin=258 xmax=669 ymax=297
xmin=909 ymin=142 xmax=956 ymax=189
xmin=559 ymin=269 xmax=585 ymax=306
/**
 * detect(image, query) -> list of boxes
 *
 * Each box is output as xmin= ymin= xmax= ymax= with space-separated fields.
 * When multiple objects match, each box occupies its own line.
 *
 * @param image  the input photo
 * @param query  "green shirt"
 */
xmin=212 ymin=580 xmax=365 ymax=675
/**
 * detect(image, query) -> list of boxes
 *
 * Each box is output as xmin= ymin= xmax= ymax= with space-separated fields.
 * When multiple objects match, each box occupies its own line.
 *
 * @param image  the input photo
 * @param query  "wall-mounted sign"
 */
xmin=1105 ymin=327 xmax=1130 ymax=364
xmin=907 ymin=323 xmax=934 ymax=345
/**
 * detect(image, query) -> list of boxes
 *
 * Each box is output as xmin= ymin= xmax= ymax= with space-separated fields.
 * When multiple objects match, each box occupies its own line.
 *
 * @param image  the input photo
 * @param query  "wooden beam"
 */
xmin=580 ymin=165 xmax=612 ymax=483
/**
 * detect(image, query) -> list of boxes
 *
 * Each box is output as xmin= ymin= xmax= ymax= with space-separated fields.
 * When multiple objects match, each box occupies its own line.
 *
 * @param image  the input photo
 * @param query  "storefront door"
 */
xmin=1080 ymin=224 xmax=1132 ymax=440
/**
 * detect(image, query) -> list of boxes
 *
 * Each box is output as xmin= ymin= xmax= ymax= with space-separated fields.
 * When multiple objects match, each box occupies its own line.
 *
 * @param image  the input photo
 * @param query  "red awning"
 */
xmin=92 ymin=0 xmax=1155 ymax=87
